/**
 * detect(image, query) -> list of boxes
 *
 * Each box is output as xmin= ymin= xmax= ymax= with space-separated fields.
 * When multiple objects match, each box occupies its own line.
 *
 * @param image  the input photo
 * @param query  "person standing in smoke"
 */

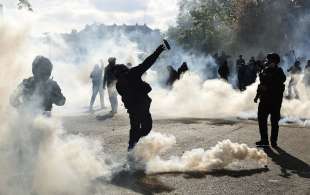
xmin=247 ymin=57 xmax=258 ymax=85
xmin=177 ymin=62 xmax=189 ymax=79
xmin=113 ymin=43 xmax=167 ymax=150
xmin=10 ymin=56 xmax=66 ymax=116
xmin=236 ymin=55 xmax=246 ymax=91
xmin=218 ymin=60 xmax=230 ymax=81
xmin=287 ymin=60 xmax=302 ymax=99
xmin=166 ymin=65 xmax=178 ymax=88
xmin=103 ymin=57 xmax=118 ymax=115
xmin=89 ymin=63 xmax=105 ymax=112
xmin=303 ymin=60 xmax=310 ymax=87
xmin=254 ymin=53 xmax=286 ymax=147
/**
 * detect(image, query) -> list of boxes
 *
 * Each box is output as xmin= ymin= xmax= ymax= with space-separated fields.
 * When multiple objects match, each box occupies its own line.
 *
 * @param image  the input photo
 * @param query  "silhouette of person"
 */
xmin=236 ymin=55 xmax=246 ymax=91
xmin=177 ymin=62 xmax=189 ymax=79
xmin=103 ymin=57 xmax=118 ymax=115
xmin=10 ymin=56 xmax=66 ymax=116
xmin=218 ymin=60 xmax=230 ymax=81
xmin=255 ymin=53 xmax=286 ymax=147
xmin=113 ymin=44 xmax=166 ymax=150
xmin=247 ymin=57 xmax=258 ymax=85
xmin=89 ymin=64 xmax=105 ymax=111
xmin=287 ymin=61 xmax=302 ymax=99
xmin=166 ymin=65 xmax=178 ymax=87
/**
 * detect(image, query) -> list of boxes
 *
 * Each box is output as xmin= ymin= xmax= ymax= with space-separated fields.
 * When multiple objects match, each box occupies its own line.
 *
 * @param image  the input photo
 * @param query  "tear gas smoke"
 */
xmin=131 ymin=132 xmax=268 ymax=174
xmin=0 ymin=114 xmax=114 ymax=195
xmin=0 ymin=23 xmax=116 ymax=195
xmin=147 ymin=71 xmax=310 ymax=121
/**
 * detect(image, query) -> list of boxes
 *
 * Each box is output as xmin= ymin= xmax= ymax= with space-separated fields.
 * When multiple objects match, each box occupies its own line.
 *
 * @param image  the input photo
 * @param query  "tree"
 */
xmin=18 ymin=0 xmax=33 ymax=11
xmin=168 ymin=0 xmax=310 ymax=55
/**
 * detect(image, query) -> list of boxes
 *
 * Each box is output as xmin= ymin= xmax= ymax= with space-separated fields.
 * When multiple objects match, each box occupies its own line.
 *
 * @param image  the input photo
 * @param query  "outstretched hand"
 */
xmin=156 ymin=44 xmax=165 ymax=52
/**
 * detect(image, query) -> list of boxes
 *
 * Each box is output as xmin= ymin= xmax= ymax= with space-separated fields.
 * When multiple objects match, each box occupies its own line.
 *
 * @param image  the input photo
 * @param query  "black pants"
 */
xmin=258 ymin=101 xmax=282 ymax=143
xmin=128 ymin=103 xmax=152 ymax=150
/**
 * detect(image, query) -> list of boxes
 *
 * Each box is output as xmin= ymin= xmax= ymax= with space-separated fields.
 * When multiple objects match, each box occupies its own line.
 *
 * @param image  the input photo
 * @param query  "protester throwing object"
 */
xmin=113 ymin=41 xmax=169 ymax=150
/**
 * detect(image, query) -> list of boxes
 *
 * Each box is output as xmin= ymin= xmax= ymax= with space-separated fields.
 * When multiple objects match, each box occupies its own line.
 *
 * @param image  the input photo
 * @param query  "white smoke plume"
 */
xmin=131 ymin=132 xmax=268 ymax=174
xmin=0 ymin=23 xmax=115 ymax=195
xmin=0 ymin=113 xmax=114 ymax=195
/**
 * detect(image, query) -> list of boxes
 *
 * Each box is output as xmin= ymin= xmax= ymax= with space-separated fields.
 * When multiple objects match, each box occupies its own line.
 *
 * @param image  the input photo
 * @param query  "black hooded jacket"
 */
xmin=116 ymin=48 xmax=163 ymax=111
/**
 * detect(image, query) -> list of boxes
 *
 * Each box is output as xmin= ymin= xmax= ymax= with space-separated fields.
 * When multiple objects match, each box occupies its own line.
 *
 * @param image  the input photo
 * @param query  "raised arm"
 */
xmin=134 ymin=45 xmax=165 ymax=75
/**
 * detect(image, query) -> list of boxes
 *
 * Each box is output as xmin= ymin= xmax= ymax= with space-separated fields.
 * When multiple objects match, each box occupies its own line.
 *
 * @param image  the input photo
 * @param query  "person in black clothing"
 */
xmin=254 ymin=53 xmax=286 ymax=147
xmin=114 ymin=44 xmax=166 ymax=150
xmin=166 ymin=62 xmax=189 ymax=88
xmin=103 ymin=57 xmax=118 ymax=114
xmin=10 ymin=56 xmax=66 ymax=116
xmin=166 ymin=65 xmax=178 ymax=87
xmin=236 ymin=55 xmax=246 ymax=91
xmin=218 ymin=60 xmax=230 ymax=81
xmin=177 ymin=62 xmax=189 ymax=79
xmin=247 ymin=56 xmax=258 ymax=85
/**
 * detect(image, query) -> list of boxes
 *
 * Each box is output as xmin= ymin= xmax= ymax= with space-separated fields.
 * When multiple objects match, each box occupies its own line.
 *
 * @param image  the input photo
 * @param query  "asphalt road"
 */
xmin=62 ymin=111 xmax=310 ymax=195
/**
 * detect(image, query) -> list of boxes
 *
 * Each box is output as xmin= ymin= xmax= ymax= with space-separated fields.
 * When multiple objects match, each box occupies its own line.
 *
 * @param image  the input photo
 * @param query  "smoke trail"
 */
xmin=131 ymin=132 xmax=268 ymax=174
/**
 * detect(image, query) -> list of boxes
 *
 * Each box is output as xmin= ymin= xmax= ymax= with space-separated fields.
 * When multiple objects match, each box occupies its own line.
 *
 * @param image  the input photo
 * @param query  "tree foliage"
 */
xmin=18 ymin=0 xmax=33 ymax=11
xmin=168 ymin=0 xmax=310 ymax=55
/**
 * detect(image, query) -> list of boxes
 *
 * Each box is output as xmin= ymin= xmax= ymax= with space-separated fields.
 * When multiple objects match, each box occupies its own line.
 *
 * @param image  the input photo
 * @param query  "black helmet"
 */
xmin=32 ymin=56 xmax=53 ymax=80
xmin=267 ymin=53 xmax=280 ymax=64
xmin=114 ymin=64 xmax=129 ymax=79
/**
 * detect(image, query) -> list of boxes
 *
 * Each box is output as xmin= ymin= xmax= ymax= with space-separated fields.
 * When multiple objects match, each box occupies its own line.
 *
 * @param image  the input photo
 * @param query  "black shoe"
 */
xmin=271 ymin=142 xmax=278 ymax=148
xmin=256 ymin=140 xmax=270 ymax=147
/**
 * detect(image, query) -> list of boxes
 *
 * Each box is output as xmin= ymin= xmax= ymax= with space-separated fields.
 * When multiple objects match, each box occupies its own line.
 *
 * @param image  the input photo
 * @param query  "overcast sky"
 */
xmin=0 ymin=0 xmax=179 ymax=34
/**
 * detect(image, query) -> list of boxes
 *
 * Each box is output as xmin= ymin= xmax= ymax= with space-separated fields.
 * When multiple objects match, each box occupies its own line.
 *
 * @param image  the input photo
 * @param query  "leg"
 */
xmin=257 ymin=103 xmax=269 ymax=144
xmin=128 ymin=113 xmax=141 ymax=150
xmin=90 ymin=84 xmax=99 ymax=110
xmin=108 ymin=85 xmax=118 ymax=113
xmin=138 ymin=112 xmax=153 ymax=139
xmin=98 ymin=87 xmax=105 ymax=109
xmin=270 ymin=104 xmax=281 ymax=146
xmin=287 ymin=79 xmax=293 ymax=99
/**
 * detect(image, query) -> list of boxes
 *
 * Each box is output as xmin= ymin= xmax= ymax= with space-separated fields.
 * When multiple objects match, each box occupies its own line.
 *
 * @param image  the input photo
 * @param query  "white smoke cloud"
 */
xmin=0 ymin=23 xmax=116 ymax=195
xmin=1 ymin=0 xmax=178 ymax=34
xmin=131 ymin=132 xmax=268 ymax=174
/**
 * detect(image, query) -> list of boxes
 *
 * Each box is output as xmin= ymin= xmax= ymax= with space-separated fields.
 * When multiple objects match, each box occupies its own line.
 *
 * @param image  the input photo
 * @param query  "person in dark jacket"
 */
xmin=103 ymin=57 xmax=118 ymax=114
xmin=247 ymin=57 xmax=258 ymax=85
xmin=254 ymin=53 xmax=286 ymax=147
xmin=166 ymin=65 xmax=178 ymax=87
xmin=177 ymin=62 xmax=189 ymax=79
xmin=218 ymin=60 xmax=230 ymax=81
xmin=114 ymin=44 xmax=166 ymax=150
xmin=10 ymin=56 xmax=66 ymax=116
xmin=236 ymin=55 xmax=246 ymax=91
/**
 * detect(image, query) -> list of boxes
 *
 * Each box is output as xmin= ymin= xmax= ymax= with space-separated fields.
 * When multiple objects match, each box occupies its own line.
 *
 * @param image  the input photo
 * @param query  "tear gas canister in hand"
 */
xmin=163 ymin=39 xmax=171 ymax=50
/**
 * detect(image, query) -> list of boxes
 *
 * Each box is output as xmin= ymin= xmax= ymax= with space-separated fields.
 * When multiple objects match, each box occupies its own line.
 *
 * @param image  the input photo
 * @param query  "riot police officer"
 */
xmin=254 ymin=53 xmax=286 ymax=147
